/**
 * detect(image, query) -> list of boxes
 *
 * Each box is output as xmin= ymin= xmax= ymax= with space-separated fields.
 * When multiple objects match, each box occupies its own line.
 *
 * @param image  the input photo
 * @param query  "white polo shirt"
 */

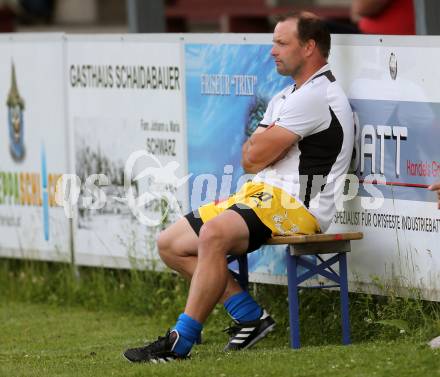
xmin=253 ymin=64 xmax=354 ymax=232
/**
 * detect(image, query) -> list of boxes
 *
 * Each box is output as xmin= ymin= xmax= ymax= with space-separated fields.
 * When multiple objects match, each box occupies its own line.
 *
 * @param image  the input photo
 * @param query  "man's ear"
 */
xmin=304 ymin=39 xmax=316 ymax=57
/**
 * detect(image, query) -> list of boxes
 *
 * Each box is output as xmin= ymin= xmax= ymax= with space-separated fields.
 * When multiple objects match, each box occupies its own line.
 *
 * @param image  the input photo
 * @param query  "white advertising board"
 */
xmin=329 ymin=35 xmax=440 ymax=300
xmin=1 ymin=32 xmax=440 ymax=301
xmin=66 ymin=35 xmax=188 ymax=269
xmin=182 ymin=34 xmax=440 ymax=300
xmin=0 ymin=34 xmax=71 ymax=262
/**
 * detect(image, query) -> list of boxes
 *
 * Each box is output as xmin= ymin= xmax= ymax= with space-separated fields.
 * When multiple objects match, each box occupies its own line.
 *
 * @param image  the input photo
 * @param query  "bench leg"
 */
xmin=227 ymin=254 xmax=249 ymax=291
xmin=237 ymin=254 xmax=249 ymax=291
xmin=286 ymin=247 xmax=300 ymax=349
xmin=339 ymin=253 xmax=351 ymax=345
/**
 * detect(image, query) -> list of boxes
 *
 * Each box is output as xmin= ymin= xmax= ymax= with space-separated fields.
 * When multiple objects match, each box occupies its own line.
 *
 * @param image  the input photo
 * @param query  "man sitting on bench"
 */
xmin=124 ymin=11 xmax=354 ymax=363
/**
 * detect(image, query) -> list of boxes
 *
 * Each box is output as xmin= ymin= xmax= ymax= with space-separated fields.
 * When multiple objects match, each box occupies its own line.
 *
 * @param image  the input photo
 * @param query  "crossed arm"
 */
xmin=241 ymin=124 xmax=300 ymax=174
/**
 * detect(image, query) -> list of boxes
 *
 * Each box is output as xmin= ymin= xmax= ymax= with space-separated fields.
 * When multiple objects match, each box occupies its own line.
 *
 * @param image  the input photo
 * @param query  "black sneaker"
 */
xmin=123 ymin=330 xmax=189 ymax=363
xmin=223 ymin=310 xmax=276 ymax=351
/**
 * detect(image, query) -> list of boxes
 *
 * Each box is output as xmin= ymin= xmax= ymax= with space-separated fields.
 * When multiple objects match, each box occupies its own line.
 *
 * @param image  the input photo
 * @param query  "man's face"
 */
xmin=271 ymin=19 xmax=305 ymax=77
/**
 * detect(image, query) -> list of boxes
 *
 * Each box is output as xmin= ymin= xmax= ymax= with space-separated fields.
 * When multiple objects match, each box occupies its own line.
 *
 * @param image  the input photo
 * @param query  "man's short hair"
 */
xmin=277 ymin=11 xmax=331 ymax=59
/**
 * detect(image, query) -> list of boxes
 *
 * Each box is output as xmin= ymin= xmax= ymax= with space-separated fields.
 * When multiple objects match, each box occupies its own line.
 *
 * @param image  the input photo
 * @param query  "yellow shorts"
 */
xmin=185 ymin=182 xmax=320 ymax=252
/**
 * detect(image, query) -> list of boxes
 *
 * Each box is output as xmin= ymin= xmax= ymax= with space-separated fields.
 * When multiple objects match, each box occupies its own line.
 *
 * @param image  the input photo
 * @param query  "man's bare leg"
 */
xmin=183 ymin=210 xmax=250 ymax=323
xmin=157 ymin=216 xmax=243 ymax=303
xmin=124 ymin=211 xmax=272 ymax=362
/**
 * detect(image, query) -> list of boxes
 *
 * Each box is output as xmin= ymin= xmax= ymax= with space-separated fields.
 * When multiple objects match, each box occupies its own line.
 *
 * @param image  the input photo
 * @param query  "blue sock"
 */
xmin=224 ymin=291 xmax=263 ymax=323
xmin=172 ymin=313 xmax=203 ymax=356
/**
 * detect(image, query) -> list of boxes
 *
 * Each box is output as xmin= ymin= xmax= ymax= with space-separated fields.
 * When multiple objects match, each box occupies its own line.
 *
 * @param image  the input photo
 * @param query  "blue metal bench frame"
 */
xmin=228 ymin=232 xmax=363 ymax=349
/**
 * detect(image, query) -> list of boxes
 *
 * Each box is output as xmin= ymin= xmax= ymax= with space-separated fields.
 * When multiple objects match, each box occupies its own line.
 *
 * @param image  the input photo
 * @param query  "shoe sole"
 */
xmin=122 ymin=352 xmax=179 ymax=364
xmin=122 ymin=352 xmax=140 ymax=363
xmin=223 ymin=321 xmax=276 ymax=352
xmin=122 ymin=351 xmax=189 ymax=364
xmin=243 ymin=322 xmax=276 ymax=350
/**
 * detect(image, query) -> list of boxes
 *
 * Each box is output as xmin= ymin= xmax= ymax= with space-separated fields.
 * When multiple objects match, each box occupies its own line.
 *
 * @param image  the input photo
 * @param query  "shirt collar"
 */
xmin=300 ymin=63 xmax=330 ymax=88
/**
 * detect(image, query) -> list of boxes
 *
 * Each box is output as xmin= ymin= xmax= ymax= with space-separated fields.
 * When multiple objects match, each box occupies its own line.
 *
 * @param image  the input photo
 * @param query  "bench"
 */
xmin=227 ymin=231 xmax=363 ymax=349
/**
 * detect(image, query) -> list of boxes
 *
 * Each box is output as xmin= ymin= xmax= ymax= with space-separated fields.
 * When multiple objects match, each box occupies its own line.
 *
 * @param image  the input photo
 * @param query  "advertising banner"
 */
xmin=329 ymin=37 xmax=440 ymax=300
xmin=0 ymin=34 xmax=70 ymax=262
xmin=185 ymin=35 xmax=440 ymax=299
xmin=185 ymin=40 xmax=294 ymax=284
xmin=66 ymin=36 xmax=188 ymax=269
xmin=2 ymin=33 xmax=440 ymax=300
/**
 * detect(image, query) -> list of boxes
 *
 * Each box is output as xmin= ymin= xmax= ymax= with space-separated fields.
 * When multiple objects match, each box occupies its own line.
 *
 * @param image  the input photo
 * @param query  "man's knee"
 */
xmin=198 ymin=221 xmax=229 ymax=255
xmin=157 ymin=218 xmax=198 ymax=261
xmin=157 ymin=230 xmax=175 ymax=261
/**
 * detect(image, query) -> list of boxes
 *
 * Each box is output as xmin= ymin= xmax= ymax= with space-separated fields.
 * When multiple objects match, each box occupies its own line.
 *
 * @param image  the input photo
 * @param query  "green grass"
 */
xmin=2 ymin=258 xmax=440 ymax=376
xmin=1 ymin=300 xmax=440 ymax=377
xmin=2 ymin=258 xmax=440 ymax=345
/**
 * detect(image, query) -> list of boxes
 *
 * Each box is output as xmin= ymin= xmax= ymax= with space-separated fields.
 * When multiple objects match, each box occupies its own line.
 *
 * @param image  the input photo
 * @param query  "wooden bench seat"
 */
xmin=267 ymin=232 xmax=363 ymax=245
xmin=268 ymin=231 xmax=363 ymax=256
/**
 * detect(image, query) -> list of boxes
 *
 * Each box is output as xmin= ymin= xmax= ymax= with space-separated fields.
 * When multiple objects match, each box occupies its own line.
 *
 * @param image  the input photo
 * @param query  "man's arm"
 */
xmin=241 ymin=124 xmax=299 ymax=174
xmin=241 ymin=125 xmax=267 ymax=173
xmin=429 ymin=182 xmax=440 ymax=209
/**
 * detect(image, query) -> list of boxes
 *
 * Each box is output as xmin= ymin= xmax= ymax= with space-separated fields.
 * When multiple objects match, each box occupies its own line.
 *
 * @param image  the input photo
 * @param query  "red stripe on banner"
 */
xmin=359 ymin=180 xmax=429 ymax=189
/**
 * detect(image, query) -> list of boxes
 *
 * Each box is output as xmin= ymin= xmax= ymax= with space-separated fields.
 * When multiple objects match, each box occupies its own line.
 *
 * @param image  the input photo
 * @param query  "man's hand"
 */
xmin=428 ymin=182 xmax=440 ymax=209
xmin=241 ymin=124 xmax=299 ymax=174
